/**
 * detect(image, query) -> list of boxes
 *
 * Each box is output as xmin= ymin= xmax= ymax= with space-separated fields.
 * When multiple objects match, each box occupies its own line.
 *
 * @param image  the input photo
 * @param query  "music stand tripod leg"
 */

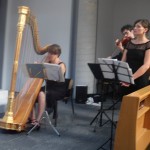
xmin=90 ymin=88 xmax=107 ymax=127
xmin=97 ymin=90 xmax=116 ymax=150
xmin=27 ymin=124 xmax=39 ymax=135
xmin=45 ymin=110 xmax=60 ymax=136
xmin=90 ymin=110 xmax=101 ymax=125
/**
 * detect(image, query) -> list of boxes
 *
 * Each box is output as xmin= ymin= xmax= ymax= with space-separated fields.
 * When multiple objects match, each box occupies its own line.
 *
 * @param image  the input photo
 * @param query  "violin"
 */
xmin=116 ymin=37 xmax=131 ymax=46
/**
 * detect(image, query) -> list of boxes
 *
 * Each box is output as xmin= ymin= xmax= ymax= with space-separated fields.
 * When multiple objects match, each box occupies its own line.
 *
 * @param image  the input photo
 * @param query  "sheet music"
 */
xmin=97 ymin=58 xmax=117 ymax=79
xmin=43 ymin=63 xmax=64 ymax=82
xmin=26 ymin=63 xmax=65 ymax=82
xmin=114 ymin=61 xmax=134 ymax=84
xmin=97 ymin=58 xmax=134 ymax=84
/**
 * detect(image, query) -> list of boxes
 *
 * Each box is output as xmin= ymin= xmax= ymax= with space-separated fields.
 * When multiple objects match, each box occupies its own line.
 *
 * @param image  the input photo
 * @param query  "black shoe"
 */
xmin=28 ymin=120 xmax=41 ymax=131
xmin=34 ymin=124 xmax=40 ymax=131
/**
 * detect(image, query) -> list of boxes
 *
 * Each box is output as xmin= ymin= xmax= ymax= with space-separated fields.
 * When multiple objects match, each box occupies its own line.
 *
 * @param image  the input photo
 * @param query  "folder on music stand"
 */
xmin=26 ymin=63 xmax=65 ymax=82
xmin=97 ymin=58 xmax=134 ymax=84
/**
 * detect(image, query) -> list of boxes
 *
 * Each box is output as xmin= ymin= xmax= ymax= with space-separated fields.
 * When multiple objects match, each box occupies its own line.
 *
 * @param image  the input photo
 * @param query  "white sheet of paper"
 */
xmin=114 ymin=61 xmax=134 ymax=84
xmin=43 ymin=63 xmax=64 ymax=82
xmin=98 ymin=58 xmax=116 ymax=79
xmin=97 ymin=58 xmax=134 ymax=84
xmin=26 ymin=63 xmax=65 ymax=82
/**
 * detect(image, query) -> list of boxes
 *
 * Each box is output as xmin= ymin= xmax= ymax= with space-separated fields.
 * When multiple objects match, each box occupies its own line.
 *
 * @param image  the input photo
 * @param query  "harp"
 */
xmin=0 ymin=6 xmax=50 ymax=131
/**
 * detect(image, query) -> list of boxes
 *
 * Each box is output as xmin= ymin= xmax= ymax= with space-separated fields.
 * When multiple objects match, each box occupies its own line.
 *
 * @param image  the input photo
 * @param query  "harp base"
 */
xmin=0 ymin=119 xmax=25 ymax=131
xmin=2 ymin=111 xmax=14 ymax=123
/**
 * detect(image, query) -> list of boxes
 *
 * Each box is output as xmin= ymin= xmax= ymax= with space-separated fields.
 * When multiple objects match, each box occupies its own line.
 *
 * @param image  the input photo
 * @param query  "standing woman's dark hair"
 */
xmin=134 ymin=19 xmax=150 ymax=36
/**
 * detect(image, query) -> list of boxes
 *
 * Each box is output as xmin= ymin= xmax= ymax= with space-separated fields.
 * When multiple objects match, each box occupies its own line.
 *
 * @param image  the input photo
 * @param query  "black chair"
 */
xmin=53 ymin=78 xmax=74 ymax=126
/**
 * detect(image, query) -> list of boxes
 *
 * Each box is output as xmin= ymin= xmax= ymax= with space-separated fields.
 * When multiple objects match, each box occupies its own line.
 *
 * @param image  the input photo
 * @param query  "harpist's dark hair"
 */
xmin=47 ymin=44 xmax=61 ymax=57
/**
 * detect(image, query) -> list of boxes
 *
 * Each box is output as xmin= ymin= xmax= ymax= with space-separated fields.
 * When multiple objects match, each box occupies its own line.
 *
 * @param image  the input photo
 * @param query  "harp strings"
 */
xmin=17 ymin=24 xmax=45 ymax=91
xmin=13 ymin=24 xmax=46 ymax=114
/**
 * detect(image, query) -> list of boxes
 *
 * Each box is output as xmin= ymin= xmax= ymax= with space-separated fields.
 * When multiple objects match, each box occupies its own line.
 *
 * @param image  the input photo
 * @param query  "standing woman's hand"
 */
xmin=120 ymin=82 xmax=130 ymax=87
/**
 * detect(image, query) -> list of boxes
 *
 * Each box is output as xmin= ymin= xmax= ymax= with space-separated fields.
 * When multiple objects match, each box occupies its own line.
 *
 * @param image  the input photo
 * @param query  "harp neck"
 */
xmin=29 ymin=15 xmax=49 ymax=54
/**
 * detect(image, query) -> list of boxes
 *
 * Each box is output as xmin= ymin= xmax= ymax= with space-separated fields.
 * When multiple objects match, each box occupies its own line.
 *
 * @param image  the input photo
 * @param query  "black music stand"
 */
xmin=25 ymin=63 xmax=65 ymax=136
xmin=88 ymin=63 xmax=114 ymax=128
xmin=25 ymin=63 xmax=65 ymax=82
xmin=88 ymin=63 xmax=104 ymax=93
xmin=96 ymin=58 xmax=134 ymax=150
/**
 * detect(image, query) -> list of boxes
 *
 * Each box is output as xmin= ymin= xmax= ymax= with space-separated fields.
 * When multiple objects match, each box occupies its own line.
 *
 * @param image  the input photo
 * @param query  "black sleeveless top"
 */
xmin=125 ymin=41 xmax=150 ymax=90
xmin=41 ymin=62 xmax=66 ymax=102
xmin=46 ymin=62 xmax=66 ymax=88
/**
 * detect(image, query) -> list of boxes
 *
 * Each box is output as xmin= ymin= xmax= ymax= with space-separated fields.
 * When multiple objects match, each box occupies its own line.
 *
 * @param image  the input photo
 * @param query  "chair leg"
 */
xmin=53 ymin=101 xmax=58 ymax=127
xmin=70 ymin=97 xmax=75 ymax=115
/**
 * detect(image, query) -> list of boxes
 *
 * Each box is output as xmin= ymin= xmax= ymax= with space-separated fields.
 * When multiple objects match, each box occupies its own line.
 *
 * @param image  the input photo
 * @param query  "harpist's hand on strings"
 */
xmin=120 ymin=82 xmax=130 ymax=87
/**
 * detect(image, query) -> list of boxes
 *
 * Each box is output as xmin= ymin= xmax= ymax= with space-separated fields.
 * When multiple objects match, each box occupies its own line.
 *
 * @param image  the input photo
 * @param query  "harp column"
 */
xmin=3 ymin=6 xmax=30 ymax=123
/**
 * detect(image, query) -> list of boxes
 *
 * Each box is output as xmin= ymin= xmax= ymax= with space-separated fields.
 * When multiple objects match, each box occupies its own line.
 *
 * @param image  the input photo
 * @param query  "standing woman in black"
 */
xmin=121 ymin=19 xmax=150 ymax=95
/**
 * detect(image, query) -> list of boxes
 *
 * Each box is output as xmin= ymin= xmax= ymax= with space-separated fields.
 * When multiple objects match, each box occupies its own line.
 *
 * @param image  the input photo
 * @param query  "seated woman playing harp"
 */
xmin=29 ymin=44 xmax=66 ymax=129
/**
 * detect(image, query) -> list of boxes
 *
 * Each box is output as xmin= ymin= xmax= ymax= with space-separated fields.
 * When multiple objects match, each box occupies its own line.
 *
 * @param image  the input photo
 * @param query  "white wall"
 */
xmin=74 ymin=0 xmax=97 ymax=93
xmin=113 ymin=0 xmax=150 ymax=41
xmin=96 ymin=0 xmax=114 ymax=59
xmin=96 ymin=0 xmax=150 ymax=59
xmin=2 ymin=0 xmax=73 ymax=90
xmin=0 ymin=0 xmax=7 ymax=88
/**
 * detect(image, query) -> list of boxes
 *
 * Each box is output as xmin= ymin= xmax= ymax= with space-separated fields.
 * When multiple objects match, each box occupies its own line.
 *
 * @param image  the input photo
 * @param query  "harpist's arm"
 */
xmin=60 ymin=63 xmax=66 ymax=75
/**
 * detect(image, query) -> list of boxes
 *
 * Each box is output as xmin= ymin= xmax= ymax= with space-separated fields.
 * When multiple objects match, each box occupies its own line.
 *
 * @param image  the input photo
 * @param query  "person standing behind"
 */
xmin=112 ymin=24 xmax=134 ymax=60
xmin=121 ymin=19 xmax=150 ymax=95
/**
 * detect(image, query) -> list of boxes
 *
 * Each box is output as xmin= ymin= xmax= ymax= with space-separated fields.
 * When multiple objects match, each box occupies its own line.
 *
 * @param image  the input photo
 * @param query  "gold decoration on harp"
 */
xmin=0 ymin=6 xmax=50 ymax=131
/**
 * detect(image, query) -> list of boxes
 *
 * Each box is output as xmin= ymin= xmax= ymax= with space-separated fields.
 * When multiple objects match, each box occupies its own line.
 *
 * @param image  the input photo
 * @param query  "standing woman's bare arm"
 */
xmin=132 ymin=49 xmax=150 ymax=80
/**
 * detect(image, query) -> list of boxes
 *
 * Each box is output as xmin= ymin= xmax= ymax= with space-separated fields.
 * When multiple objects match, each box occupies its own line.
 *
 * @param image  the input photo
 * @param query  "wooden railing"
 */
xmin=114 ymin=85 xmax=150 ymax=150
